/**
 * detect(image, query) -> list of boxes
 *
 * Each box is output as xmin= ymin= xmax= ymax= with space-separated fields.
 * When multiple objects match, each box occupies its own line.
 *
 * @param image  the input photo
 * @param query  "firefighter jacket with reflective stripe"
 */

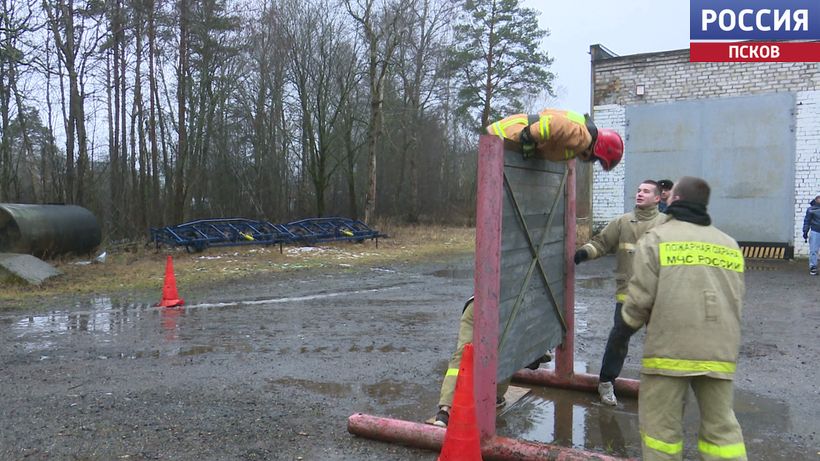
xmin=580 ymin=206 xmax=667 ymax=302
xmin=485 ymin=109 xmax=595 ymax=162
xmin=621 ymin=218 xmax=746 ymax=380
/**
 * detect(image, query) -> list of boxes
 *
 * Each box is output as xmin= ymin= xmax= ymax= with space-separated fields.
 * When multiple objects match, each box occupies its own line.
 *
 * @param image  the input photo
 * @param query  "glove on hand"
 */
xmin=573 ymin=248 xmax=588 ymax=265
xmin=804 ymin=231 xmax=809 ymax=242
xmin=519 ymin=125 xmax=536 ymax=159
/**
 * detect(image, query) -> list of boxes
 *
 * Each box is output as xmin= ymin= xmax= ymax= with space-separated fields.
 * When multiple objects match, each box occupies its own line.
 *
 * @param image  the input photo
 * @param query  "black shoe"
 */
xmin=496 ymin=396 xmax=506 ymax=408
xmin=525 ymin=352 xmax=553 ymax=370
xmin=811 ymin=266 xmax=818 ymax=276
xmin=433 ymin=409 xmax=449 ymax=427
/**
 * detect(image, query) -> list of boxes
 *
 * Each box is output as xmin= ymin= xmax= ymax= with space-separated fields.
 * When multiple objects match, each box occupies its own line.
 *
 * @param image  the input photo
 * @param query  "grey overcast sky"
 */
xmin=524 ymin=0 xmax=691 ymax=113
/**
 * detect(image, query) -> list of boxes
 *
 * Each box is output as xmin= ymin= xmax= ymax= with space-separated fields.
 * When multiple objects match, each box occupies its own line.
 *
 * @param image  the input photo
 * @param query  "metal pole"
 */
xmin=556 ymin=159 xmax=577 ymax=378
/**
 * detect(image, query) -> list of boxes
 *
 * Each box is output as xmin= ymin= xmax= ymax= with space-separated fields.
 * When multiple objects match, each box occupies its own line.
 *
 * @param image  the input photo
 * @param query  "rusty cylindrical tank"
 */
xmin=0 ymin=204 xmax=101 ymax=257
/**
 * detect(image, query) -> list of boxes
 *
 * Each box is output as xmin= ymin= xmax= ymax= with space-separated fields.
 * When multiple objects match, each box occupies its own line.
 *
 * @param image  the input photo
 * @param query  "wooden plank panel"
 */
xmin=495 ymin=149 xmax=566 ymax=381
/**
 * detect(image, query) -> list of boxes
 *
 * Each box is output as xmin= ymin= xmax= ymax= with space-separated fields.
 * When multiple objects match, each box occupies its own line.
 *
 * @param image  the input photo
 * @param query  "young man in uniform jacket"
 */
xmin=622 ymin=176 xmax=747 ymax=461
xmin=574 ymin=180 xmax=667 ymax=405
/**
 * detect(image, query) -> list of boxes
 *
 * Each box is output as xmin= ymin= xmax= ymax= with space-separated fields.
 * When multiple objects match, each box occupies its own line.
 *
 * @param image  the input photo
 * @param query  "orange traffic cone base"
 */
xmin=438 ymin=342 xmax=482 ymax=460
xmin=157 ymin=255 xmax=185 ymax=308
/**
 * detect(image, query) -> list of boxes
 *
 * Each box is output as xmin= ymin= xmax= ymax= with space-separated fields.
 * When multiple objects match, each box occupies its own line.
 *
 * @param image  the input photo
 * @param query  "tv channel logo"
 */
xmin=690 ymin=0 xmax=820 ymax=62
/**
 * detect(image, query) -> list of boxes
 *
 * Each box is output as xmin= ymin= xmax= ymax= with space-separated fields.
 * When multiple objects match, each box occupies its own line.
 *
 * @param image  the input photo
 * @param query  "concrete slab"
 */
xmin=0 ymin=253 xmax=62 ymax=285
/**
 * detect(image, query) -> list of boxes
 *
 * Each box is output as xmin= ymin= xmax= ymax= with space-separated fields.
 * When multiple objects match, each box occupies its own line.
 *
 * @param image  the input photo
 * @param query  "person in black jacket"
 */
xmin=657 ymin=179 xmax=674 ymax=213
xmin=803 ymin=195 xmax=820 ymax=276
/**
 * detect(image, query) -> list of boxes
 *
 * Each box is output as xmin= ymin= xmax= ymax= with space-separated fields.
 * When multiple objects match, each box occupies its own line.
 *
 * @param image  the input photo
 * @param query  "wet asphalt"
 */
xmin=0 ymin=254 xmax=817 ymax=460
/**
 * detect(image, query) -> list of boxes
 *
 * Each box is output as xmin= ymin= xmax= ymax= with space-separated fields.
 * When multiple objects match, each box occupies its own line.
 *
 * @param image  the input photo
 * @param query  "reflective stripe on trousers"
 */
xmin=639 ymin=374 xmax=747 ymax=461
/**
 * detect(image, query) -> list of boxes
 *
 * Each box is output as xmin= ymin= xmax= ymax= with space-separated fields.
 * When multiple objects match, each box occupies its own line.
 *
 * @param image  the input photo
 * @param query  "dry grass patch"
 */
xmin=0 ymin=224 xmax=475 ymax=307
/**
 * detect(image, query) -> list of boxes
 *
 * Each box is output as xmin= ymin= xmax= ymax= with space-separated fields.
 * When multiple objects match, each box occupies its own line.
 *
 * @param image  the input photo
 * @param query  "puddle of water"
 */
xmin=362 ymin=379 xmax=406 ymax=402
xmin=11 ymin=297 xmax=151 ymax=337
xmin=177 ymin=345 xmax=215 ymax=356
xmin=576 ymin=276 xmax=610 ymax=289
xmin=574 ymin=302 xmax=589 ymax=334
xmin=6 ymin=286 xmax=403 ymax=341
xmin=498 ymin=386 xmax=639 ymax=457
xmin=539 ymin=360 xmax=591 ymax=375
xmin=497 ymin=385 xmax=808 ymax=460
xmin=430 ymin=268 xmax=473 ymax=279
xmin=267 ymin=377 xmax=352 ymax=398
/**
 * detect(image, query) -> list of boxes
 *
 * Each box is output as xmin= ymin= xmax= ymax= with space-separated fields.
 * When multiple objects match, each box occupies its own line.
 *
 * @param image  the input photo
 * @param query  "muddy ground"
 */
xmin=0 ymin=252 xmax=817 ymax=460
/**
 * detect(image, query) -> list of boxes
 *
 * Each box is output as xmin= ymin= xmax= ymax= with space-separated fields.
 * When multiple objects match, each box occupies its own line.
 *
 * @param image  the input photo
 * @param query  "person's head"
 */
xmin=592 ymin=129 xmax=623 ymax=171
xmin=657 ymin=179 xmax=674 ymax=203
xmin=813 ymin=195 xmax=820 ymax=206
xmin=668 ymin=176 xmax=710 ymax=206
xmin=635 ymin=180 xmax=661 ymax=209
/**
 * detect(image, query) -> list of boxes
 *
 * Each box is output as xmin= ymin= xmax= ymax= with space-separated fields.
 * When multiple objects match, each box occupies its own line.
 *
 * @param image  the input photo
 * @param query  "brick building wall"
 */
xmin=590 ymin=47 xmax=820 ymax=257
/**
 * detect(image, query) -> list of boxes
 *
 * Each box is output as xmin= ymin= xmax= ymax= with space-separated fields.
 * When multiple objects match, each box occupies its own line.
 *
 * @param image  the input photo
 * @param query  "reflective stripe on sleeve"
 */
xmin=643 ymin=357 xmax=736 ymax=374
xmin=698 ymin=439 xmax=747 ymax=458
xmin=641 ymin=431 xmax=683 ymax=455
xmin=618 ymin=242 xmax=636 ymax=251
xmin=616 ymin=293 xmax=626 ymax=302
xmin=491 ymin=116 xmax=528 ymax=140
xmin=566 ymin=111 xmax=586 ymax=125
xmin=564 ymin=149 xmax=574 ymax=159
xmin=445 ymin=368 xmax=459 ymax=377
xmin=539 ymin=114 xmax=551 ymax=140
xmin=659 ymin=241 xmax=744 ymax=273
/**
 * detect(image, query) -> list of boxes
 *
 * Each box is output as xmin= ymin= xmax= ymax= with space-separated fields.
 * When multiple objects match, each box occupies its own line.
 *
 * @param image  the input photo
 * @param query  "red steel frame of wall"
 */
xmin=347 ymin=136 xmax=637 ymax=460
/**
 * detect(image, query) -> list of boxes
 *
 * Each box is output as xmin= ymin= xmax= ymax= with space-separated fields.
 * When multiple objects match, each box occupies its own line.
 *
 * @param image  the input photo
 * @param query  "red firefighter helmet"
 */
xmin=593 ymin=129 xmax=623 ymax=171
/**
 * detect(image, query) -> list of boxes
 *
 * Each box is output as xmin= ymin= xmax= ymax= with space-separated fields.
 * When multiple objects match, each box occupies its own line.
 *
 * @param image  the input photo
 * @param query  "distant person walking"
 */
xmin=803 ymin=195 xmax=820 ymax=276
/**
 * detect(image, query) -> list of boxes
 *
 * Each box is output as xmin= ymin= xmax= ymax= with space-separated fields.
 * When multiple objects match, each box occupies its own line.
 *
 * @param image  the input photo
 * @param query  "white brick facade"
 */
xmin=590 ymin=105 xmax=626 ymax=229
xmin=591 ymin=48 xmax=820 ymax=257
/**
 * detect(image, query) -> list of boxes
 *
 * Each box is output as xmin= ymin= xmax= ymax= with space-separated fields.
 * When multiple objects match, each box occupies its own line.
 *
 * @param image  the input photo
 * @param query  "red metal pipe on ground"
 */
xmin=347 ymin=413 xmax=636 ymax=461
xmin=485 ymin=435 xmax=636 ymax=461
xmin=347 ymin=413 xmax=444 ymax=452
xmin=512 ymin=369 xmax=640 ymax=397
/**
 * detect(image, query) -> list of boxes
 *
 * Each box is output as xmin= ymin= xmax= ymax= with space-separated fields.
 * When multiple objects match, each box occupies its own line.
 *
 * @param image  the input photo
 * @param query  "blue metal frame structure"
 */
xmin=150 ymin=217 xmax=385 ymax=252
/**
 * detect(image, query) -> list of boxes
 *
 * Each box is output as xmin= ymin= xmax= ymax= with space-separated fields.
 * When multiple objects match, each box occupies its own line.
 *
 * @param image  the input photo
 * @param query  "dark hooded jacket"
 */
xmin=804 ymin=198 xmax=820 ymax=235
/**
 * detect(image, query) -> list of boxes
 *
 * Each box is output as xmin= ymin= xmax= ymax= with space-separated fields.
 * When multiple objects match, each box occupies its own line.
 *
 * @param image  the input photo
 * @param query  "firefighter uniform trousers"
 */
xmin=640 ymin=373 xmax=747 ymax=461
xmin=438 ymin=302 xmax=509 ymax=408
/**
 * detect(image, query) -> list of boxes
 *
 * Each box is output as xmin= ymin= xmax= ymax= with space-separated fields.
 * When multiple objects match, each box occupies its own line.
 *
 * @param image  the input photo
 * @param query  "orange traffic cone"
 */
xmin=438 ymin=342 xmax=482 ymax=461
xmin=157 ymin=255 xmax=184 ymax=307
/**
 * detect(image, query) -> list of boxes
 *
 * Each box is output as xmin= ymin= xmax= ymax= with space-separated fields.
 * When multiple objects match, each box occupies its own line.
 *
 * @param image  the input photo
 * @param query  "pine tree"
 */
xmin=450 ymin=0 xmax=554 ymax=129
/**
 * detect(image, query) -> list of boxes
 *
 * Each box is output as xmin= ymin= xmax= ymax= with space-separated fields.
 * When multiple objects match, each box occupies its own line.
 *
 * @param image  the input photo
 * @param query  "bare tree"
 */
xmin=43 ymin=0 xmax=98 ymax=205
xmin=344 ymin=0 xmax=408 ymax=224
xmin=390 ymin=0 xmax=454 ymax=221
xmin=239 ymin=0 xmax=290 ymax=220
xmin=283 ymin=0 xmax=359 ymax=217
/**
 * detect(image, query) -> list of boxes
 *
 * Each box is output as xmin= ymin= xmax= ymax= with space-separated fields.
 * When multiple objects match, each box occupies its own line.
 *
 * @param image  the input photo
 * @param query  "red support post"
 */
xmin=557 ymin=159 xmax=577 ymax=379
xmin=473 ymin=135 xmax=504 ymax=440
